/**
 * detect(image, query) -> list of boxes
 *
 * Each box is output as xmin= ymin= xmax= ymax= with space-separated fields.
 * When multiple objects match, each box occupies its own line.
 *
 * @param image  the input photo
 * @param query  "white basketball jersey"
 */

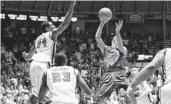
xmin=34 ymin=32 xmax=55 ymax=63
xmin=46 ymin=66 xmax=79 ymax=104
xmin=164 ymin=48 xmax=171 ymax=84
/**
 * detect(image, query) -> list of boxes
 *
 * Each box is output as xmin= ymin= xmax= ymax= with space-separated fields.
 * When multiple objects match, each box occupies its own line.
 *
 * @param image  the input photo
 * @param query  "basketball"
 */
xmin=98 ymin=7 xmax=112 ymax=22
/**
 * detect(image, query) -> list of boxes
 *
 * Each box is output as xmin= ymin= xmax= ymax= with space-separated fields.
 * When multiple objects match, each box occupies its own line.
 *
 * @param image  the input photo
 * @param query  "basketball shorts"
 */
xmin=95 ymin=72 xmax=128 ymax=102
xmin=160 ymin=82 xmax=171 ymax=104
xmin=30 ymin=61 xmax=50 ymax=97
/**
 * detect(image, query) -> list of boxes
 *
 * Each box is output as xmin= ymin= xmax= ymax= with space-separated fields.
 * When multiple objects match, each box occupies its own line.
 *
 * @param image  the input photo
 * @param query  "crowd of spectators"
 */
xmin=1 ymin=42 xmax=31 ymax=104
xmin=1 ymin=20 xmax=164 ymax=104
xmin=1 ymin=22 xmax=35 ymax=103
xmin=123 ymin=32 xmax=164 ymax=55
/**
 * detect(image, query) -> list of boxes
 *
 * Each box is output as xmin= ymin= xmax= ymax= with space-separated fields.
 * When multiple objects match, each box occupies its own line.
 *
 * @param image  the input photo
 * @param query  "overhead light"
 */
xmin=0 ymin=13 xmax=5 ymax=19
xmin=37 ymin=18 xmax=47 ymax=21
xmin=31 ymin=18 xmax=37 ymax=21
xmin=57 ymin=17 xmax=65 ymax=22
xmin=51 ymin=17 xmax=59 ymax=22
xmin=71 ymin=17 xmax=77 ymax=22
xmin=30 ymin=15 xmax=38 ymax=18
xmin=51 ymin=17 xmax=59 ymax=19
xmin=8 ymin=14 xmax=17 ymax=20
xmin=16 ymin=14 xmax=27 ymax=20
xmin=37 ymin=16 xmax=48 ymax=21
xmin=58 ymin=19 xmax=64 ymax=22
xmin=40 ymin=16 xmax=47 ymax=19
xmin=61 ymin=17 xmax=65 ymax=20
xmin=51 ymin=19 xmax=58 ymax=22
xmin=29 ymin=15 xmax=38 ymax=21
xmin=16 ymin=17 xmax=26 ymax=20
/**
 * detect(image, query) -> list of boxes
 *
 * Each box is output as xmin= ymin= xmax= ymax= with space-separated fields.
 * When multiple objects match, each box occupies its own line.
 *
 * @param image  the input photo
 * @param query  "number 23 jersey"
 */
xmin=34 ymin=32 xmax=54 ymax=62
xmin=46 ymin=66 xmax=78 ymax=104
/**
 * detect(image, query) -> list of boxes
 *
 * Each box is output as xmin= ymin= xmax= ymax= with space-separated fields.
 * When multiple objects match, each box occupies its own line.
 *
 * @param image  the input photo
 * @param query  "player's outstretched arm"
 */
xmin=38 ymin=73 xmax=49 ymax=103
xmin=76 ymin=70 xmax=92 ymax=97
xmin=51 ymin=1 xmax=76 ymax=41
xmin=22 ymin=42 xmax=36 ymax=61
xmin=126 ymin=49 xmax=165 ymax=104
xmin=128 ymin=49 xmax=165 ymax=89
xmin=95 ymin=20 xmax=107 ymax=55
xmin=115 ymin=20 xmax=126 ymax=55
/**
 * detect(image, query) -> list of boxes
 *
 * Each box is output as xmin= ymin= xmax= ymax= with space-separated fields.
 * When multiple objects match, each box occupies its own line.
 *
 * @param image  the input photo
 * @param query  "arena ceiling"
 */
xmin=1 ymin=1 xmax=171 ymax=16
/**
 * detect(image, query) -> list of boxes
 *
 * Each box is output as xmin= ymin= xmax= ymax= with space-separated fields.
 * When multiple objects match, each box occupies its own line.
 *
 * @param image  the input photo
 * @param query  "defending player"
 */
xmin=36 ymin=52 xmax=92 ymax=104
xmin=22 ymin=1 xmax=76 ymax=103
xmin=127 ymin=48 xmax=171 ymax=104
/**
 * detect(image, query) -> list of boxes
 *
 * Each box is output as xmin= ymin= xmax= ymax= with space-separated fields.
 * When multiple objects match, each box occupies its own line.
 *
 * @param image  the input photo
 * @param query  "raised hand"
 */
xmin=115 ymin=20 xmax=123 ymax=32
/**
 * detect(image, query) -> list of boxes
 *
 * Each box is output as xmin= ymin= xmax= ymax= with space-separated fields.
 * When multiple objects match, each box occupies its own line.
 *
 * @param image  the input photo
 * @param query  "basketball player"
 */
xmin=126 ymin=48 xmax=171 ymax=104
xmin=36 ymin=52 xmax=92 ymax=104
xmin=22 ymin=1 xmax=76 ymax=103
xmin=94 ymin=19 xmax=128 ymax=104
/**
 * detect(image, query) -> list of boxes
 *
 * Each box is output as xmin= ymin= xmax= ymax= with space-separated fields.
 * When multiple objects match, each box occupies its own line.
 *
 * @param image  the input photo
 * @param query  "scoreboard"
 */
xmin=137 ymin=54 xmax=154 ymax=62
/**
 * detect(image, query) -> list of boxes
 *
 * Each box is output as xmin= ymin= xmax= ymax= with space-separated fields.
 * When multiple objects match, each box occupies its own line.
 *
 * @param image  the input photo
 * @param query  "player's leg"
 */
xmin=114 ymin=75 xmax=130 ymax=104
xmin=30 ymin=62 xmax=49 ymax=104
xmin=94 ymin=72 xmax=115 ymax=104
xmin=37 ymin=62 xmax=51 ymax=104
xmin=29 ymin=61 xmax=40 ymax=104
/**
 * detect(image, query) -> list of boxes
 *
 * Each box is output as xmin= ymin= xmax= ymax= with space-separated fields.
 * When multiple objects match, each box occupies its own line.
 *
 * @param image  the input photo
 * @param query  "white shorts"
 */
xmin=30 ymin=61 xmax=49 ymax=97
xmin=160 ymin=82 xmax=171 ymax=104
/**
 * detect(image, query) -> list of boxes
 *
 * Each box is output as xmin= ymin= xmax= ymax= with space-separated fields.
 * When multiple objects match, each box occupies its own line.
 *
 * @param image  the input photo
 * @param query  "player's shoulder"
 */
xmin=165 ymin=48 xmax=171 ymax=52
xmin=153 ymin=49 xmax=168 ymax=60
xmin=66 ymin=66 xmax=76 ymax=71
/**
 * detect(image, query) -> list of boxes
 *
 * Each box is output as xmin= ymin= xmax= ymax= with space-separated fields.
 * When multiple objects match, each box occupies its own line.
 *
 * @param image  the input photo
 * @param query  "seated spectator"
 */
xmin=81 ymin=68 xmax=88 ymax=81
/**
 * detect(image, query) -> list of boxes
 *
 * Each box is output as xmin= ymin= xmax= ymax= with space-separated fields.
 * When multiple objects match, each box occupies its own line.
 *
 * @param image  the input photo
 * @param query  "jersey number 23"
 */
xmin=52 ymin=72 xmax=71 ymax=83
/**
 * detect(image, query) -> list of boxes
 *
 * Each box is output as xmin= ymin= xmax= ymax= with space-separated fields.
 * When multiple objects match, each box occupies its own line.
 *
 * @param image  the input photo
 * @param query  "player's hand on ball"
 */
xmin=98 ymin=8 xmax=112 ymax=24
xmin=115 ymin=20 xmax=123 ymax=32
xmin=100 ymin=19 xmax=107 ymax=24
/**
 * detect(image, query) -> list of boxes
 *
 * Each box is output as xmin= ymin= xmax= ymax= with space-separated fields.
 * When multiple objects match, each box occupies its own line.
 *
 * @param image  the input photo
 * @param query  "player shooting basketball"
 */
xmin=94 ymin=17 xmax=131 ymax=104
